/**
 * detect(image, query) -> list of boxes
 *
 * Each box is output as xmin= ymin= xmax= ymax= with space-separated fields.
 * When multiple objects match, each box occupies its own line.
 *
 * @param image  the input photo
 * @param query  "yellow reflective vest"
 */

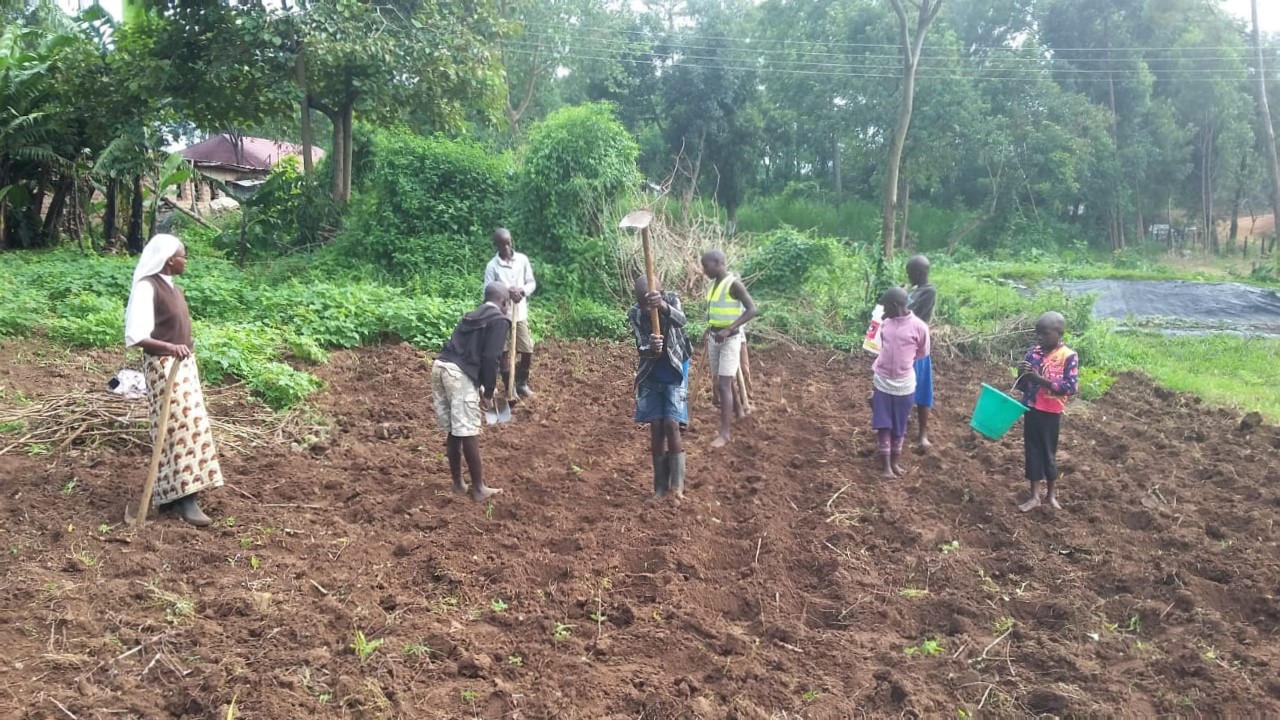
xmin=706 ymin=273 xmax=743 ymax=328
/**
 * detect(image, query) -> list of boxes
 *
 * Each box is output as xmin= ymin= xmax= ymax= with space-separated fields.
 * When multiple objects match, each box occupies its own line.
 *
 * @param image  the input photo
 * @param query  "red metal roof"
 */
xmin=180 ymin=134 xmax=326 ymax=171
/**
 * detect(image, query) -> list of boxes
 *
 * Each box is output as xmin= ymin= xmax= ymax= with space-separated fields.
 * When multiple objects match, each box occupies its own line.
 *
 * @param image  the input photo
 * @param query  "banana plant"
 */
xmin=145 ymin=151 xmax=194 ymax=239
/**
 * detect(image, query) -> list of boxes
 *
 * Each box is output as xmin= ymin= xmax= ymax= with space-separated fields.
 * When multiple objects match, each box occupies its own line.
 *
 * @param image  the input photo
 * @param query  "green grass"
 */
xmin=1103 ymin=333 xmax=1280 ymax=420
xmin=930 ymin=264 xmax=1280 ymax=420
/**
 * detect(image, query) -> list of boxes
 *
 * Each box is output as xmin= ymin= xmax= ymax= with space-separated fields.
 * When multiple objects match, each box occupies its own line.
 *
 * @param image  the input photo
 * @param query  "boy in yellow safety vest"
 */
xmin=701 ymin=250 xmax=758 ymax=448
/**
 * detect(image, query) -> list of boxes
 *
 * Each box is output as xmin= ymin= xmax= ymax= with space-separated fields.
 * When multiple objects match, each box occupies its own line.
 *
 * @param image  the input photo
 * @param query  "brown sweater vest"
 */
xmin=146 ymin=275 xmax=193 ymax=347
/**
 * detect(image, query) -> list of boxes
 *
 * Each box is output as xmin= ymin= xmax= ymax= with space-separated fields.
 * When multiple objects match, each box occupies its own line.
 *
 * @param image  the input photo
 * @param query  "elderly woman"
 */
xmin=124 ymin=234 xmax=223 ymax=526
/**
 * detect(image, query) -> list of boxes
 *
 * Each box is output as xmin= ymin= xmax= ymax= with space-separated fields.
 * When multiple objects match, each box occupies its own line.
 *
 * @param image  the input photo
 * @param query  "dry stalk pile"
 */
xmin=0 ymin=384 xmax=319 ymax=458
xmin=931 ymin=318 xmax=1037 ymax=363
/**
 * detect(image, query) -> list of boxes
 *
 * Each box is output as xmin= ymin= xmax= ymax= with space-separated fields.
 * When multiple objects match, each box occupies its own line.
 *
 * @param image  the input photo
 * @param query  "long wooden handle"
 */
xmin=642 ymin=227 xmax=660 ymax=331
xmin=135 ymin=357 xmax=183 ymax=528
xmin=507 ymin=304 xmax=518 ymax=400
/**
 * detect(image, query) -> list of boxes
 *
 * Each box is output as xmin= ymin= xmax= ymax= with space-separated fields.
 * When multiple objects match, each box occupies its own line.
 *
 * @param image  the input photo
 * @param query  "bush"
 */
xmin=225 ymin=157 xmax=342 ymax=258
xmin=49 ymin=294 xmax=123 ymax=348
xmin=513 ymin=103 xmax=640 ymax=277
xmin=245 ymin=361 xmax=324 ymax=410
xmin=742 ymin=228 xmax=839 ymax=295
xmin=258 ymin=281 xmax=396 ymax=348
xmin=341 ymin=130 xmax=511 ymax=278
xmin=193 ymin=322 xmax=323 ymax=410
xmin=541 ymin=298 xmax=628 ymax=341
xmin=0 ymin=270 xmax=44 ymax=338
xmin=382 ymin=296 xmax=472 ymax=349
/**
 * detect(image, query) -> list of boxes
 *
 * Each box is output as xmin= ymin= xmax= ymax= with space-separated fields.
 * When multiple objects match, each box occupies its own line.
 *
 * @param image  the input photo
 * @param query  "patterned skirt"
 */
xmin=143 ymin=354 xmax=224 ymax=505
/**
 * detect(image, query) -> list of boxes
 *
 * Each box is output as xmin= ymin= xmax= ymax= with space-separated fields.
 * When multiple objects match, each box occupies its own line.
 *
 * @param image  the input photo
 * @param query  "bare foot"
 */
xmin=879 ymin=468 xmax=897 ymax=478
xmin=918 ymin=435 xmax=933 ymax=450
xmin=451 ymin=479 xmax=467 ymax=495
xmin=891 ymin=463 xmax=906 ymax=477
xmin=1018 ymin=495 xmax=1041 ymax=513
xmin=471 ymin=485 xmax=502 ymax=502
xmin=1047 ymin=495 xmax=1063 ymax=510
xmin=710 ymin=434 xmax=730 ymax=448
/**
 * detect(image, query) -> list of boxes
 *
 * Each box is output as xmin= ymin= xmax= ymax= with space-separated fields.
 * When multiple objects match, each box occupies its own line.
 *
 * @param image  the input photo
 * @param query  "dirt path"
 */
xmin=1 ymin=340 xmax=1278 ymax=718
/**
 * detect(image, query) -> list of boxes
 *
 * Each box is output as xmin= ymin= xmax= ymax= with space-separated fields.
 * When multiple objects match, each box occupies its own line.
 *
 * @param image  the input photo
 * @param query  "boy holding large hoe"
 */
xmin=628 ymin=275 xmax=693 ymax=498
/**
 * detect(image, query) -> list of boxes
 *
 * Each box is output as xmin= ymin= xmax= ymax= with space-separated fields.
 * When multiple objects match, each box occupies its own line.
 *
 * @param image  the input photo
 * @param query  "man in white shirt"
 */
xmin=482 ymin=228 xmax=538 ymax=398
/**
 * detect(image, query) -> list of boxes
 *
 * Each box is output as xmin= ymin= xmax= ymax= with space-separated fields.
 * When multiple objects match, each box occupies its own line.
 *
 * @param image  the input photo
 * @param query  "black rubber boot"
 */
xmin=177 ymin=493 xmax=213 ymax=527
xmin=516 ymin=353 xmax=535 ymax=398
xmin=652 ymin=454 xmax=669 ymax=498
xmin=668 ymin=452 xmax=686 ymax=499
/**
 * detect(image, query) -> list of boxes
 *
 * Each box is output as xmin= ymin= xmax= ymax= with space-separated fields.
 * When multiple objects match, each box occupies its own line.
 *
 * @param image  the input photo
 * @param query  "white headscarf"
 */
xmin=132 ymin=233 xmax=183 ymax=285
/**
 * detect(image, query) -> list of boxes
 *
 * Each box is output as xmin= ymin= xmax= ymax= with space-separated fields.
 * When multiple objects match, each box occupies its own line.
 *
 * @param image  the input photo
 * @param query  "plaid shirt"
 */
xmin=628 ymin=291 xmax=691 ymax=387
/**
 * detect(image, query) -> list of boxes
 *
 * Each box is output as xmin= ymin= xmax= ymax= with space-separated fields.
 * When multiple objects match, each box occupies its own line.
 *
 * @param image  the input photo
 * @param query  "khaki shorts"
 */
xmin=504 ymin=320 xmax=534 ymax=354
xmin=431 ymin=360 xmax=481 ymax=437
xmin=707 ymin=332 xmax=744 ymax=377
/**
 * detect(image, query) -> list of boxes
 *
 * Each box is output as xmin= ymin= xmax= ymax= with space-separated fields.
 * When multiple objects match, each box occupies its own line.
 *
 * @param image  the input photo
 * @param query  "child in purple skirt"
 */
xmin=870 ymin=287 xmax=931 ymax=477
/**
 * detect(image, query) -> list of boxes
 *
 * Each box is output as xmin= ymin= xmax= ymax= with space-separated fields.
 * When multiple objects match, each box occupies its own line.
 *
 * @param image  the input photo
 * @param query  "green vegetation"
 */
xmin=904 ymin=638 xmax=946 ymax=657
xmin=349 ymin=630 xmax=383 ymax=664
xmin=4 ymin=0 xmax=1280 ymax=425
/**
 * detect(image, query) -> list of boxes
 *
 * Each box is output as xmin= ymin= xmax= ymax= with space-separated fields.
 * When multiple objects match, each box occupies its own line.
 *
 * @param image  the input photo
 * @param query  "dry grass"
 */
xmin=0 ymin=383 xmax=323 ymax=458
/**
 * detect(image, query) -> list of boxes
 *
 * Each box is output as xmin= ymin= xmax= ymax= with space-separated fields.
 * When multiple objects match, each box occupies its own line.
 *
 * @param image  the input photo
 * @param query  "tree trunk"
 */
xmin=295 ymin=47 xmax=315 ymax=174
xmin=1206 ymin=127 xmax=1217 ymax=254
xmin=341 ymin=103 xmax=354 ymax=201
xmin=1136 ymin=194 xmax=1145 ymax=246
xmin=682 ymin=126 xmax=707 ymax=222
xmin=103 ymin=178 xmax=118 ymax=247
xmin=127 ymin=175 xmax=145 ymax=254
xmin=225 ymin=126 xmax=245 ymax=168
xmin=883 ymin=0 xmax=943 ymax=262
xmin=1229 ymin=150 xmax=1248 ymax=244
xmin=832 ymin=134 xmax=842 ymax=198
xmin=238 ymin=207 xmax=249 ymax=267
xmin=899 ymin=176 xmax=911 ymax=249
xmin=1199 ymin=128 xmax=1211 ymax=254
xmin=327 ymin=106 xmax=347 ymax=203
xmin=1252 ymin=0 xmax=1280 ymax=264
xmin=40 ymin=178 xmax=70 ymax=246
xmin=1103 ymin=19 xmax=1126 ymax=252
xmin=947 ymin=163 xmax=1000 ymax=253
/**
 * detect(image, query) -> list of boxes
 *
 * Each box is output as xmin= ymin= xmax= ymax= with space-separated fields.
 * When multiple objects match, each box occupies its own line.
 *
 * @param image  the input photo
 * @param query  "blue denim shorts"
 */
xmin=635 ymin=377 xmax=689 ymax=424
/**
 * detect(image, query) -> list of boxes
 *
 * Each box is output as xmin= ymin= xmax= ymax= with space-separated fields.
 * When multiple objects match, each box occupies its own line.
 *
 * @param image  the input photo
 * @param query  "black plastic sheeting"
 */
xmin=1048 ymin=279 xmax=1280 ymax=335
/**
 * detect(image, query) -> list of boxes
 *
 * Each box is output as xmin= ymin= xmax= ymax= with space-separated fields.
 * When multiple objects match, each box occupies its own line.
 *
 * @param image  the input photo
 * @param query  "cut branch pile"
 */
xmin=0 ymin=384 xmax=321 ymax=458
xmin=931 ymin=318 xmax=1036 ymax=364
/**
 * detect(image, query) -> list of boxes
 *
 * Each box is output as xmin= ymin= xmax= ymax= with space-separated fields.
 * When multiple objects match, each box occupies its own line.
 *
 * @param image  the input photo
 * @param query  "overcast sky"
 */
xmin=63 ymin=0 xmax=1280 ymax=40
xmin=1222 ymin=0 xmax=1280 ymax=34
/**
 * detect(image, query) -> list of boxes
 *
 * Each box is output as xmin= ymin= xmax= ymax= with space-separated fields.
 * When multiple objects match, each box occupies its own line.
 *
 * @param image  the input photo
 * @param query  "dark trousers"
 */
xmin=1024 ymin=408 xmax=1062 ymax=482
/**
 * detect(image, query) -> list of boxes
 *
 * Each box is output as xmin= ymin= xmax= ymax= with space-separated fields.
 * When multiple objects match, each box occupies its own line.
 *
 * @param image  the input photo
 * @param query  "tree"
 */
xmin=133 ymin=3 xmax=295 ymax=165
xmin=657 ymin=0 xmax=762 ymax=228
xmin=882 ymin=0 xmax=943 ymax=260
xmin=496 ymin=0 xmax=622 ymax=135
xmin=1251 ymin=0 xmax=1280 ymax=258
xmin=293 ymin=0 xmax=507 ymax=203
xmin=0 ymin=25 xmax=61 ymax=248
xmin=513 ymin=102 xmax=639 ymax=290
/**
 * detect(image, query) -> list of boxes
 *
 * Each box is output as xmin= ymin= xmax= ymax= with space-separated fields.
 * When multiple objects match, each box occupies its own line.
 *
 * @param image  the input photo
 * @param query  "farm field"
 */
xmin=2 ymin=339 xmax=1278 ymax=718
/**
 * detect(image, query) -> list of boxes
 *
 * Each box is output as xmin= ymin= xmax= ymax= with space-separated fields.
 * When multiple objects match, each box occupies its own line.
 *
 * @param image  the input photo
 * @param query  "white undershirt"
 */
xmin=873 ymin=370 xmax=917 ymax=396
xmin=123 ymin=275 xmax=174 ymax=348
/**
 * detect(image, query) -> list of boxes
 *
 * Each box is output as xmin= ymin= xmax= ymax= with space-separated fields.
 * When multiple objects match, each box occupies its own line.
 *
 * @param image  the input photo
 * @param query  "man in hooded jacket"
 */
xmin=431 ymin=282 xmax=511 ymax=501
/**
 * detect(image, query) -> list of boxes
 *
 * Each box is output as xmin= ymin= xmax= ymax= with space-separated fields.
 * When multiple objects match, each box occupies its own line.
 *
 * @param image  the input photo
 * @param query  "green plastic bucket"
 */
xmin=970 ymin=384 xmax=1028 ymax=440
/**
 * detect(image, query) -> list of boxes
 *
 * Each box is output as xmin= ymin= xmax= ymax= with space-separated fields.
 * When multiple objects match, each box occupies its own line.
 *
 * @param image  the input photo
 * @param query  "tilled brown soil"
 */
xmin=1 ymin=339 xmax=1279 ymax=719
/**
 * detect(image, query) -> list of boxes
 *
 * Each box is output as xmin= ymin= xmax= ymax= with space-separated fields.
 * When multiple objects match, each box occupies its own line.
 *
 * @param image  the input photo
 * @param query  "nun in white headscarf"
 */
xmin=124 ymin=234 xmax=223 ymax=527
